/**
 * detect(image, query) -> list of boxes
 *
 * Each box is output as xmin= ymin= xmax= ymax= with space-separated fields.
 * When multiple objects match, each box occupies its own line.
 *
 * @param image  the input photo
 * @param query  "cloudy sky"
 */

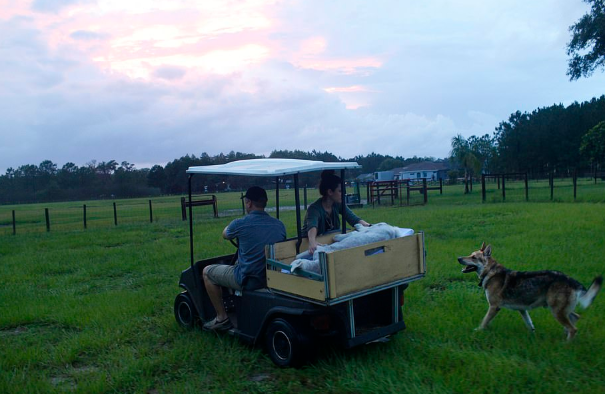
xmin=1 ymin=0 xmax=604 ymax=173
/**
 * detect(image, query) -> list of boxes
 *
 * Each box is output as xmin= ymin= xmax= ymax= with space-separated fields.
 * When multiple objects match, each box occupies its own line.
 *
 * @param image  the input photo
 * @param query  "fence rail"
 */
xmin=0 ymin=197 xmax=217 ymax=236
xmin=3 ymin=175 xmax=605 ymax=236
xmin=0 ymin=188 xmax=325 ymax=236
xmin=480 ymin=171 xmax=605 ymax=203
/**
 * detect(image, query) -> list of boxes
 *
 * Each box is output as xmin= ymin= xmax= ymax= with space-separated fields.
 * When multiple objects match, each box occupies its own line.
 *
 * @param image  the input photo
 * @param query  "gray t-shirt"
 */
xmin=225 ymin=210 xmax=286 ymax=286
xmin=302 ymin=198 xmax=361 ymax=236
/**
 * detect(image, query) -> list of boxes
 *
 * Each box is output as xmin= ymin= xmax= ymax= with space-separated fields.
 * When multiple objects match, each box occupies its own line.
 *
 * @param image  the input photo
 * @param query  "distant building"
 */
xmin=373 ymin=170 xmax=394 ymax=181
xmin=395 ymin=162 xmax=450 ymax=181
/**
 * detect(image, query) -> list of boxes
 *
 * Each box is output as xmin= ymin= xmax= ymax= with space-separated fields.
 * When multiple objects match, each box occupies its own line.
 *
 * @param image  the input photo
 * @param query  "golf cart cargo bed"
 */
xmin=266 ymin=232 xmax=426 ymax=305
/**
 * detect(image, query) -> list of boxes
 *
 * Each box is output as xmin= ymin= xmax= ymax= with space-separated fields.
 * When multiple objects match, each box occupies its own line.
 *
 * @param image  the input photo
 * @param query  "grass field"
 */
xmin=1 ymin=193 xmax=605 ymax=393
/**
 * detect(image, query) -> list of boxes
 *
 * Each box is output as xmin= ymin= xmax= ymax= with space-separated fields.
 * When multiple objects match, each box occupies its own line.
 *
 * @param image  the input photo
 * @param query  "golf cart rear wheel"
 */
xmin=265 ymin=318 xmax=309 ymax=367
xmin=174 ymin=292 xmax=198 ymax=329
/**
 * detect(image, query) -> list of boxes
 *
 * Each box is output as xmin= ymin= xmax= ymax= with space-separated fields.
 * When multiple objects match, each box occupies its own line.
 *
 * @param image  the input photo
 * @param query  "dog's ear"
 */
xmin=484 ymin=244 xmax=491 ymax=257
xmin=480 ymin=242 xmax=486 ymax=251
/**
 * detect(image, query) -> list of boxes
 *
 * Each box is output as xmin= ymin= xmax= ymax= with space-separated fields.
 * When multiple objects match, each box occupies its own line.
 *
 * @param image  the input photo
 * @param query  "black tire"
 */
xmin=174 ymin=292 xmax=198 ymax=329
xmin=265 ymin=318 xmax=310 ymax=368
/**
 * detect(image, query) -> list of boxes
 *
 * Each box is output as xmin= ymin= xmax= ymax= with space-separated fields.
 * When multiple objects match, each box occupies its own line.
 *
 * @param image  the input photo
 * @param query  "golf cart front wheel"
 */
xmin=174 ymin=292 xmax=198 ymax=329
xmin=265 ymin=318 xmax=309 ymax=367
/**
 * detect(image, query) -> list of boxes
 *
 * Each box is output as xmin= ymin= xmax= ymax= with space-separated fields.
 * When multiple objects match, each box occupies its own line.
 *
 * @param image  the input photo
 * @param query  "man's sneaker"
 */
xmin=203 ymin=317 xmax=233 ymax=331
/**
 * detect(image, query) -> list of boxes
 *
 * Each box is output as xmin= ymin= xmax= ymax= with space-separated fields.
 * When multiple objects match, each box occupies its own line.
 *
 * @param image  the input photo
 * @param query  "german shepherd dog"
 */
xmin=458 ymin=243 xmax=602 ymax=340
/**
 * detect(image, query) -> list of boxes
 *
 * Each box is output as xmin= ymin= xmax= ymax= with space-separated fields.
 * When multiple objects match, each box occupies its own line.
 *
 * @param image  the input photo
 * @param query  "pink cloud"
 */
xmin=324 ymin=85 xmax=373 ymax=93
xmin=292 ymin=57 xmax=383 ymax=75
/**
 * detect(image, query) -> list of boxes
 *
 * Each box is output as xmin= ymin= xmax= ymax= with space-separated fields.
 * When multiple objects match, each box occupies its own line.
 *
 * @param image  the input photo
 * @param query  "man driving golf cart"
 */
xmin=202 ymin=186 xmax=286 ymax=331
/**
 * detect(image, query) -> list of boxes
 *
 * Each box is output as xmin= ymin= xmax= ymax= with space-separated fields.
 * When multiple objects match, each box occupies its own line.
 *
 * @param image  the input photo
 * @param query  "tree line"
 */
xmin=0 ymin=150 xmax=434 ymax=204
xmin=449 ymin=95 xmax=605 ymax=191
xmin=2 ymin=95 xmax=604 ymax=204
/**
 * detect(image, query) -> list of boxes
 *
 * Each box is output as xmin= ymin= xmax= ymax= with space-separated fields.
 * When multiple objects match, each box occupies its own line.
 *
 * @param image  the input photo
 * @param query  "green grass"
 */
xmin=1 ymin=197 xmax=605 ymax=393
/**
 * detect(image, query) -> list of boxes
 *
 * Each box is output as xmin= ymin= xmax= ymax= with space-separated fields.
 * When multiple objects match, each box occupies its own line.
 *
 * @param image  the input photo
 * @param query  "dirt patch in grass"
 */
xmin=0 ymin=326 xmax=29 ymax=336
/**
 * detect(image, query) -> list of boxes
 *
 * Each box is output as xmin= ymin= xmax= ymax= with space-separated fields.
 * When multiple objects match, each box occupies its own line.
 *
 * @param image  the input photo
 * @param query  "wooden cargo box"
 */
xmin=266 ymin=232 xmax=426 ymax=305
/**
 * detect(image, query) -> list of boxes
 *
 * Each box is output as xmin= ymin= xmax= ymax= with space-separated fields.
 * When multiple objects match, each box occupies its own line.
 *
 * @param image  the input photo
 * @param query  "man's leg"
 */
xmin=203 ymin=265 xmax=228 ymax=322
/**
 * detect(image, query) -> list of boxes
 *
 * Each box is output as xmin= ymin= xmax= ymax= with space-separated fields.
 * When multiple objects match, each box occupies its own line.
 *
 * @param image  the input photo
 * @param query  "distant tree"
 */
xmin=377 ymin=158 xmax=404 ymax=171
xmin=58 ymin=162 xmax=79 ymax=189
xmin=19 ymin=164 xmax=39 ymax=194
xmin=567 ymin=0 xmax=605 ymax=80
xmin=450 ymin=135 xmax=481 ymax=193
xmin=164 ymin=155 xmax=200 ymax=194
xmin=353 ymin=152 xmax=389 ymax=174
xmin=147 ymin=165 xmax=167 ymax=192
xmin=580 ymin=120 xmax=605 ymax=165
xmin=77 ymin=165 xmax=98 ymax=196
xmin=95 ymin=160 xmax=118 ymax=191
xmin=38 ymin=160 xmax=57 ymax=176
xmin=467 ymin=135 xmax=496 ymax=173
xmin=38 ymin=160 xmax=57 ymax=189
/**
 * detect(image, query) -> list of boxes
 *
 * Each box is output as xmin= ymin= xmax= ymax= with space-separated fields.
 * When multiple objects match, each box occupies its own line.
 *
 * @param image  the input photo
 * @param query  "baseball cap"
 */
xmin=242 ymin=186 xmax=268 ymax=202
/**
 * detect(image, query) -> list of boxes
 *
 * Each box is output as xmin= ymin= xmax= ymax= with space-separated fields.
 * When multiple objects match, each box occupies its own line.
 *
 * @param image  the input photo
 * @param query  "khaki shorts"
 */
xmin=205 ymin=264 xmax=242 ymax=291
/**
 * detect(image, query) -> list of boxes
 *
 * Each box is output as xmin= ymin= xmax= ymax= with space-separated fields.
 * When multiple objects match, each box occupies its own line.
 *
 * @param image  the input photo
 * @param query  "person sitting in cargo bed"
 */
xmin=202 ymin=186 xmax=286 ymax=331
xmin=302 ymin=170 xmax=369 ymax=254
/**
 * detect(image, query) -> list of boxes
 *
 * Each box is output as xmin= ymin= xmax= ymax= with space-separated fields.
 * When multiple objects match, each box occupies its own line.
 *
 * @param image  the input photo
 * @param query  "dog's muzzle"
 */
xmin=457 ymin=257 xmax=477 ymax=274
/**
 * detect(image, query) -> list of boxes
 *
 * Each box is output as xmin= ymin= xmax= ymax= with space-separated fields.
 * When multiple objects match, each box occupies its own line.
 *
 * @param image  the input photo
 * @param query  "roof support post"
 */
xmin=341 ymin=169 xmax=346 ymax=234
xmin=188 ymin=174 xmax=195 ymax=273
xmin=294 ymin=173 xmax=302 ymax=254
xmin=275 ymin=176 xmax=280 ymax=219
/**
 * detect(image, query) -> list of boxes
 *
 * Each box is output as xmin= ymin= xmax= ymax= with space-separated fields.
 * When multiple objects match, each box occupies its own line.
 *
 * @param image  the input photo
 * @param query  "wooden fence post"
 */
xmin=149 ymin=200 xmax=153 ymax=223
xmin=573 ymin=170 xmax=577 ymax=201
xmin=45 ymin=208 xmax=50 ymax=232
xmin=423 ymin=178 xmax=428 ymax=204
xmin=525 ymin=173 xmax=529 ymax=202
xmin=550 ymin=172 xmax=554 ymax=200
xmin=502 ymin=176 xmax=506 ymax=201
xmin=12 ymin=210 xmax=16 ymax=235
xmin=398 ymin=181 xmax=403 ymax=206
xmin=83 ymin=204 xmax=87 ymax=229
xmin=113 ymin=202 xmax=118 ymax=226
xmin=481 ymin=174 xmax=486 ymax=202
xmin=439 ymin=178 xmax=443 ymax=194
xmin=181 ymin=197 xmax=187 ymax=221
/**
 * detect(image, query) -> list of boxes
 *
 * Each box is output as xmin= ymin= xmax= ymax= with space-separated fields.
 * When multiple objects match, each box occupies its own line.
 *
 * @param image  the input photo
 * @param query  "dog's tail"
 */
xmin=578 ymin=276 xmax=603 ymax=309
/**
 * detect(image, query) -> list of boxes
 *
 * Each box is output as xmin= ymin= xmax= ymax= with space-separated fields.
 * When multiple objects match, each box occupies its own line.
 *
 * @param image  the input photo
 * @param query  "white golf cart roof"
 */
xmin=186 ymin=158 xmax=361 ymax=176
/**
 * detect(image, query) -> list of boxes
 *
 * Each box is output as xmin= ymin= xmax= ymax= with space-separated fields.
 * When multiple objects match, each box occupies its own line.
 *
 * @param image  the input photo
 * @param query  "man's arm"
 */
xmin=222 ymin=225 xmax=231 ymax=240
xmin=307 ymin=226 xmax=319 ymax=254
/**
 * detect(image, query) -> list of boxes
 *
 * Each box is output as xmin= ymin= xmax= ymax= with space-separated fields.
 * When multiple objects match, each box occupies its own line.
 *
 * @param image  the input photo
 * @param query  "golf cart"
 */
xmin=174 ymin=159 xmax=426 ymax=367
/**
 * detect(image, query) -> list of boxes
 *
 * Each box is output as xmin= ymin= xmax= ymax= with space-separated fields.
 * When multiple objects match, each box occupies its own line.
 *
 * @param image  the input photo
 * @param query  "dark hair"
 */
xmin=319 ymin=170 xmax=341 ymax=197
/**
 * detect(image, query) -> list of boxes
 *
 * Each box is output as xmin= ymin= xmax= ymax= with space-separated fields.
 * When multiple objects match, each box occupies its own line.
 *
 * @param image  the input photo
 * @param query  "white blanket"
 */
xmin=289 ymin=223 xmax=414 ymax=274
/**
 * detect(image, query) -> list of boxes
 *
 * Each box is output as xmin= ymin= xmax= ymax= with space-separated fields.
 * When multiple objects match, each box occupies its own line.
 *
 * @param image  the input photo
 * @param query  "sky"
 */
xmin=1 ymin=0 xmax=604 ymax=173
